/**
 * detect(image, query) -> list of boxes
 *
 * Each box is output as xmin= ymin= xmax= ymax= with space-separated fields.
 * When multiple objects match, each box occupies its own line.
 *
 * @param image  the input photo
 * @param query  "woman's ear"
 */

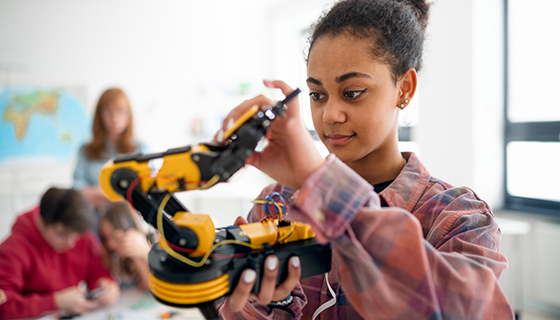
xmin=398 ymin=68 xmax=418 ymax=107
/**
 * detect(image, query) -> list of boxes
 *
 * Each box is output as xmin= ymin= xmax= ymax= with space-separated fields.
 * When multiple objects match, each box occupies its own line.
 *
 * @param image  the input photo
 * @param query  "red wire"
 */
xmin=126 ymin=177 xmax=142 ymax=205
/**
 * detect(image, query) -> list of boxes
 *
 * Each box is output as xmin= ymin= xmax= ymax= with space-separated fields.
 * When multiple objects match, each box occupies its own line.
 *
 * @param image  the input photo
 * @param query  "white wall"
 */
xmin=418 ymin=0 xmax=504 ymax=208
xmin=0 ymin=0 xmax=285 ymax=238
xmin=0 ymin=0 xmax=507 ymax=237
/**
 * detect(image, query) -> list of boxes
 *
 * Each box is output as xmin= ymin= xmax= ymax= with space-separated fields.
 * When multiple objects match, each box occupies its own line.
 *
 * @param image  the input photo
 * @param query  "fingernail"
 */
xmin=226 ymin=118 xmax=235 ymax=130
xmin=217 ymin=130 xmax=224 ymax=143
xmin=244 ymin=270 xmax=256 ymax=283
xmin=291 ymin=256 xmax=300 ymax=268
xmin=267 ymin=257 xmax=278 ymax=271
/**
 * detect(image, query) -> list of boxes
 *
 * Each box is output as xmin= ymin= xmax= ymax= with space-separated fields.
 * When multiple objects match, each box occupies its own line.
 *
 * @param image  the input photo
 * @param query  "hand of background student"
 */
xmin=93 ymin=278 xmax=120 ymax=307
xmin=218 ymin=80 xmax=326 ymax=190
xmin=53 ymin=285 xmax=97 ymax=314
xmin=0 ymin=288 xmax=6 ymax=305
xmin=115 ymin=229 xmax=151 ymax=260
xmin=228 ymin=216 xmax=301 ymax=312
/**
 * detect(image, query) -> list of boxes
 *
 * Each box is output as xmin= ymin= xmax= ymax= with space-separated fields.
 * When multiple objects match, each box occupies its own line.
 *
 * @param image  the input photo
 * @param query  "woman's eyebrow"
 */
xmin=306 ymin=77 xmax=322 ymax=86
xmin=307 ymin=72 xmax=373 ymax=86
xmin=337 ymin=72 xmax=373 ymax=83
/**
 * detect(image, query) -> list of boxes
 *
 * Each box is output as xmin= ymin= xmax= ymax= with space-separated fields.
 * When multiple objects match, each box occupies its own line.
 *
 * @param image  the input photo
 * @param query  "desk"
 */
xmin=38 ymin=289 xmax=205 ymax=320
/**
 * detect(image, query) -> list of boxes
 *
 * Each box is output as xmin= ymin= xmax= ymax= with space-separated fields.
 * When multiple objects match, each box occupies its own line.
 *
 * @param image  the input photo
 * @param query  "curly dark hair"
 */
xmin=306 ymin=0 xmax=431 ymax=83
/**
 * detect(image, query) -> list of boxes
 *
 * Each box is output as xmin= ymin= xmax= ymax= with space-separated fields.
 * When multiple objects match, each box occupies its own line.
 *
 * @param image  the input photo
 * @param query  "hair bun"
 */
xmin=398 ymin=0 xmax=431 ymax=32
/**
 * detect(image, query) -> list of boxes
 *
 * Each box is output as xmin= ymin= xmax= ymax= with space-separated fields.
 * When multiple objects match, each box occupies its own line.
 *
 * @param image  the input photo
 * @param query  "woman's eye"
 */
xmin=309 ymin=92 xmax=325 ymax=101
xmin=344 ymin=89 xmax=367 ymax=99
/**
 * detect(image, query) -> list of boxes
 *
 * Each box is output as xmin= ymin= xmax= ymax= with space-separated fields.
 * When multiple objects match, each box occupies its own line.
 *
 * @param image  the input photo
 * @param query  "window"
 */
xmin=505 ymin=0 xmax=560 ymax=216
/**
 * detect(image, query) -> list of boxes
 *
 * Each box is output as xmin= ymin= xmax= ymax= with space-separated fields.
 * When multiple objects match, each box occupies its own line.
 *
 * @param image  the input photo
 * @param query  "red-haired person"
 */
xmin=73 ymin=88 xmax=146 ymax=210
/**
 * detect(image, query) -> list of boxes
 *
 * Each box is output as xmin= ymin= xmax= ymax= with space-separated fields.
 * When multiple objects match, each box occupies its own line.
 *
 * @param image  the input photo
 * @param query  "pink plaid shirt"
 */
xmin=218 ymin=152 xmax=513 ymax=319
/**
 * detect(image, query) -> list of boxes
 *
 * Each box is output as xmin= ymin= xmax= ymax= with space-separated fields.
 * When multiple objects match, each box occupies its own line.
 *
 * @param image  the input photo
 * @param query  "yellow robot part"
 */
xmin=278 ymin=222 xmax=315 ymax=243
xmin=238 ymin=219 xmax=277 ymax=247
xmin=149 ymin=273 xmax=229 ymax=305
xmin=238 ymin=220 xmax=316 ymax=247
xmin=173 ymin=212 xmax=215 ymax=257
xmin=223 ymin=105 xmax=259 ymax=140
xmin=155 ymin=145 xmax=209 ymax=192
xmin=99 ymin=159 xmax=153 ymax=201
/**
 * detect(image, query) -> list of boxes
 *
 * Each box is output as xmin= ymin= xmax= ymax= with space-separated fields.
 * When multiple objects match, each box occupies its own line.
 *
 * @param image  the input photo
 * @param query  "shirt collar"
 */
xmin=377 ymin=152 xmax=431 ymax=212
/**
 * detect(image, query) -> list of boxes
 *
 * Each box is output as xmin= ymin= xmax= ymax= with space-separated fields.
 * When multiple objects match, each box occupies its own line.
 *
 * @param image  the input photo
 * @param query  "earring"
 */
xmin=404 ymin=99 xmax=409 ymax=103
xmin=399 ymin=103 xmax=405 ymax=109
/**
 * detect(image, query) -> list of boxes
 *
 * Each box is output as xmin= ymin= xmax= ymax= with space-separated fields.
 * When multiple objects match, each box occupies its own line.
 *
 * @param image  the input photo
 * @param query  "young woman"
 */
xmin=73 ymin=88 xmax=145 ymax=209
xmin=218 ymin=0 xmax=514 ymax=319
xmin=98 ymin=201 xmax=155 ymax=291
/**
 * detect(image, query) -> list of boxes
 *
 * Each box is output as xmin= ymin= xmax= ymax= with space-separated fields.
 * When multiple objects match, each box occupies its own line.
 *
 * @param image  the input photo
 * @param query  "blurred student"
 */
xmin=0 ymin=187 xmax=120 ymax=319
xmin=73 ymin=88 xmax=145 ymax=210
xmin=99 ymin=201 xmax=156 ymax=291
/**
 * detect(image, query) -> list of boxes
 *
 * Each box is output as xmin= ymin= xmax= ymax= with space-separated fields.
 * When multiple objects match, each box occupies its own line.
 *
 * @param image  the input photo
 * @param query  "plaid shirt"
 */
xmin=218 ymin=152 xmax=513 ymax=319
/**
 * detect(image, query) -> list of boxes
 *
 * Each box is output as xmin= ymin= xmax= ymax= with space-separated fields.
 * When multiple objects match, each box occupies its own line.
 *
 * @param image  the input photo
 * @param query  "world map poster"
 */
xmin=0 ymin=86 xmax=89 ymax=162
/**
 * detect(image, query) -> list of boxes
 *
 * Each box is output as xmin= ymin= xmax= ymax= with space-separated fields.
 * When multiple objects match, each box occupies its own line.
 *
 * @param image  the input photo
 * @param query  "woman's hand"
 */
xmin=228 ymin=216 xmax=302 ymax=312
xmin=218 ymin=80 xmax=326 ymax=190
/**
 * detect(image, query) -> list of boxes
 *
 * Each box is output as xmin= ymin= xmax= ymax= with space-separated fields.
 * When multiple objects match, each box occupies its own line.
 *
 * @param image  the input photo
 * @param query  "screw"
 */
xmin=178 ymin=238 xmax=187 ymax=246
xmin=119 ymin=180 xmax=129 ymax=189
xmin=192 ymin=155 xmax=200 ymax=162
xmin=239 ymin=231 xmax=247 ymax=236
xmin=160 ymin=256 xmax=167 ymax=262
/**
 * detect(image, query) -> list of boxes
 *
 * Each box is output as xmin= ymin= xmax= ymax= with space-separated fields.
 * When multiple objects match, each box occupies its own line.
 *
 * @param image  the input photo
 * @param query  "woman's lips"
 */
xmin=326 ymin=134 xmax=354 ymax=146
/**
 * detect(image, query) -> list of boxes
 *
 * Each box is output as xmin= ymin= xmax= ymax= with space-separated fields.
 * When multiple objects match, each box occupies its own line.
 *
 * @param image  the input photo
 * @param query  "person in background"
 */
xmin=98 ymin=201 xmax=156 ymax=291
xmin=217 ymin=0 xmax=514 ymax=319
xmin=73 ymin=88 xmax=145 ymax=210
xmin=0 ymin=187 xmax=120 ymax=319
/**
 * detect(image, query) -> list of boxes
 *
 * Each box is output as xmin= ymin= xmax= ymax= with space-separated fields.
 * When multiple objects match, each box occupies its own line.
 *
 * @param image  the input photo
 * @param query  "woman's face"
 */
xmin=307 ymin=33 xmax=401 ymax=166
xmin=101 ymin=97 xmax=130 ymax=138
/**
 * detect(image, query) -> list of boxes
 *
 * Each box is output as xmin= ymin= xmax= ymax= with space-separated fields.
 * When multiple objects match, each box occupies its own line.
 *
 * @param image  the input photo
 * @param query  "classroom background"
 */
xmin=0 ymin=0 xmax=559 ymax=319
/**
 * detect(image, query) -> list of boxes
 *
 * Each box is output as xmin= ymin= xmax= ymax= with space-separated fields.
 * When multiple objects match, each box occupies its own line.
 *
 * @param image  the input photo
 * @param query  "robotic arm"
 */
xmin=98 ymin=89 xmax=332 ymax=319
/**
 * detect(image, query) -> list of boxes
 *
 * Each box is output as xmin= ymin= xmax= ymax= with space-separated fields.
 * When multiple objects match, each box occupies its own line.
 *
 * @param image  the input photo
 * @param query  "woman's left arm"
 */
xmin=289 ymin=156 xmax=514 ymax=320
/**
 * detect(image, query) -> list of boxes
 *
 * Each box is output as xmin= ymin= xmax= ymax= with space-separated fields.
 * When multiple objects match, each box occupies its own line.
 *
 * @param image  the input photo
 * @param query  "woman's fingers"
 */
xmin=220 ymin=95 xmax=274 ymax=132
xmin=229 ymin=269 xmax=256 ymax=312
xmin=234 ymin=216 xmax=248 ymax=226
xmin=263 ymin=80 xmax=300 ymax=118
xmin=256 ymin=256 xmax=279 ymax=306
xmin=273 ymin=256 xmax=301 ymax=301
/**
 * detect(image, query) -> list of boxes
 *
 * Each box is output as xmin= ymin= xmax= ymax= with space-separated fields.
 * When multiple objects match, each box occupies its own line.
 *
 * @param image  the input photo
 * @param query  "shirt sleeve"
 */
xmin=288 ymin=155 xmax=514 ymax=319
xmin=218 ymin=284 xmax=307 ymax=320
xmin=0 ymin=241 xmax=57 ymax=319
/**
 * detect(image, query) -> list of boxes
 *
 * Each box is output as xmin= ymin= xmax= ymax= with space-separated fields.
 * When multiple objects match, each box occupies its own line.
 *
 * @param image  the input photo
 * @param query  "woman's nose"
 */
xmin=322 ymin=100 xmax=346 ymax=124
